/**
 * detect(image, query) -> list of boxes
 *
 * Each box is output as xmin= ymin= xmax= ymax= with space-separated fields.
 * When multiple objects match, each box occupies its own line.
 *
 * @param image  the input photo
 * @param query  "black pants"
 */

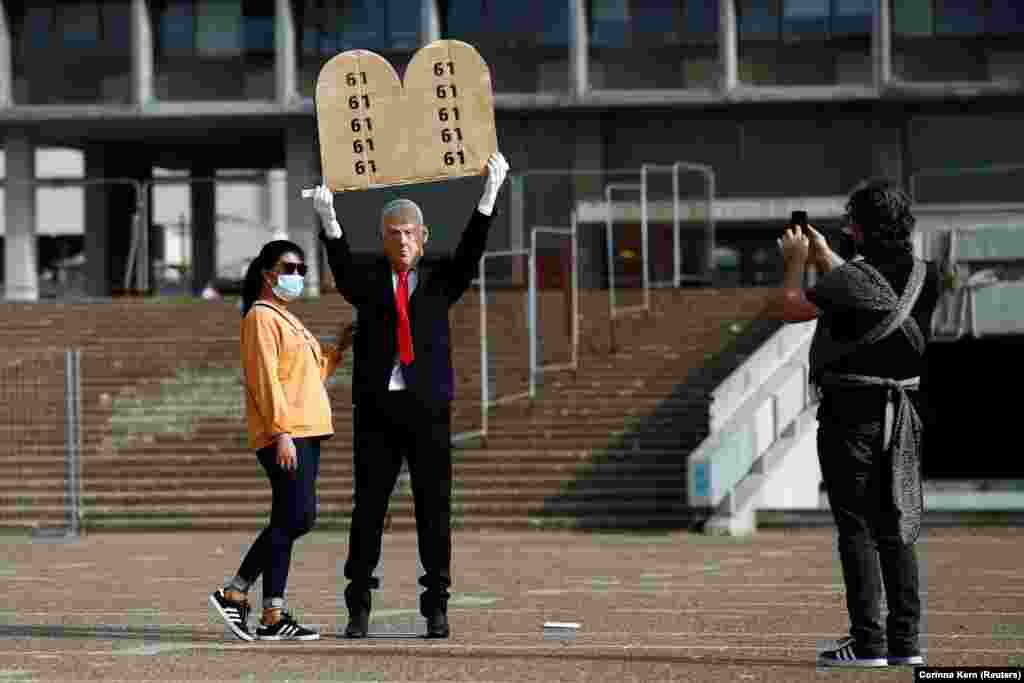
xmin=236 ymin=437 xmax=321 ymax=606
xmin=344 ymin=391 xmax=452 ymax=612
xmin=817 ymin=389 xmax=921 ymax=655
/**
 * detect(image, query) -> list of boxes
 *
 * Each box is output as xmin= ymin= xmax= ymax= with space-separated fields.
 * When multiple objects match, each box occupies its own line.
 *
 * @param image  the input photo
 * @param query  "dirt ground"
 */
xmin=1 ymin=526 xmax=1021 ymax=682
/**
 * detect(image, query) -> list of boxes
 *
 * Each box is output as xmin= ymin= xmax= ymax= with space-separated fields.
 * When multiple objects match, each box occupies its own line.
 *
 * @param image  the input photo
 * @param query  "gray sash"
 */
xmin=812 ymin=258 xmax=928 ymax=544
xmin=810 ymin=258 xmax=927 ymax=379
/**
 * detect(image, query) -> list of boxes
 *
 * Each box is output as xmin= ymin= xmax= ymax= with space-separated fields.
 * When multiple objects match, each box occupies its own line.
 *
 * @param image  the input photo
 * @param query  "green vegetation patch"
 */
xmin=108 ymin=366 xmax=245 ymax=447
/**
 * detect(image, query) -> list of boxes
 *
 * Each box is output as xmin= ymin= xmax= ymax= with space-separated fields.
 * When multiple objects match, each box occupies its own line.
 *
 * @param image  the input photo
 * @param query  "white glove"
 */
xmin=312 ymin=185 xmax=342 ymax=239
xmin=477 ymin=152 xmax=509 ymax=216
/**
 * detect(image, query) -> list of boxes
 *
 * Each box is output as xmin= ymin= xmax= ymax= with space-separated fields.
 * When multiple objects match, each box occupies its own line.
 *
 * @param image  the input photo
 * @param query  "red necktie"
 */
xmin=395 ymin=270 xmax=414 ymax=365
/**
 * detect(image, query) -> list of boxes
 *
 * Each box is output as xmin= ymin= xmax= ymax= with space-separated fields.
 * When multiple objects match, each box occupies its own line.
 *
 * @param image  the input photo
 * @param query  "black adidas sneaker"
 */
xmin=255 ymin=611 xmax=320 ymax=641
xmin=817 ymin=637 xmax=888 ymax=667
xmin=208 ymin=589 xmax=253 ymax=642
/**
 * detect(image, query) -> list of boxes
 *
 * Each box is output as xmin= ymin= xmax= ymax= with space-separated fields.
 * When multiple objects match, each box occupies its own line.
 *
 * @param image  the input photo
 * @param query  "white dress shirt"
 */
xmin=388 ymin=268 xmax=418 ymax=391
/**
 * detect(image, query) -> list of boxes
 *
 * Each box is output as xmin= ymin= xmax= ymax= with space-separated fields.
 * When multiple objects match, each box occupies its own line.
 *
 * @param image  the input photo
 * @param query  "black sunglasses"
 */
xmin=275 ymin=262 xmax=308 ymax=276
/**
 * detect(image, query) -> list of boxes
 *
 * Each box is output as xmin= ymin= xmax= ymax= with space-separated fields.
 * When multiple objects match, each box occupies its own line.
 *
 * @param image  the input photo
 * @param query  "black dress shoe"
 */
xmin=343 ymin=584 xmax=372 ymax=638
xmin=425 ymin=609 xmax=449 ymax=639
xmin=344 ymin=610 xmax=369 ymax=638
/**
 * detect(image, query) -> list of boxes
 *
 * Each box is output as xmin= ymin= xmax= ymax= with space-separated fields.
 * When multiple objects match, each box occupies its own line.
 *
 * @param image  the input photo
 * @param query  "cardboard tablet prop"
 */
xmin=302 ymin=40 xmax=498 ymax=196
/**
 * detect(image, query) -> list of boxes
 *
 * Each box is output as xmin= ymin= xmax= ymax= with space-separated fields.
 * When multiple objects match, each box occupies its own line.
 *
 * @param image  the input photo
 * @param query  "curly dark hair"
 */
xmin=845 ymin=178 xmax=916 ymax=258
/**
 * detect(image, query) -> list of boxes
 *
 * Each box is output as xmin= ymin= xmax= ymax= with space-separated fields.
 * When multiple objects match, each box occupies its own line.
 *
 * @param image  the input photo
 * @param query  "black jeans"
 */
xmin=236 ymin=436 xmax=321 ymax=607
xmin=817 ymin=389 xmax=921 ymax=655
xmin=344 ymin=391 xmax=452 ymax=613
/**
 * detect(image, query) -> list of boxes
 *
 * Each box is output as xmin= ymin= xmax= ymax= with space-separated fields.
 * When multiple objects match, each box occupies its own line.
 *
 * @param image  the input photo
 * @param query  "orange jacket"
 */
xmin=241 ymin=300 xmax=341 ymax=450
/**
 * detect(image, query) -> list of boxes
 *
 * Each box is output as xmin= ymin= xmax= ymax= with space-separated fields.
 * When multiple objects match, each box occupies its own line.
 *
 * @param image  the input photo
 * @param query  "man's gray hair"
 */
xmin=380 ymin=198 xmax=424 ymax=237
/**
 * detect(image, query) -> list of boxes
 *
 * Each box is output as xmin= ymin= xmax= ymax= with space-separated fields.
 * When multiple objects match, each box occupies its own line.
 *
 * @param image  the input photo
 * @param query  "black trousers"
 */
xmin=237 ymin=437 xmax=321 ymax=606
xmin=817 ymin=389 xmax=922 ymax=655
xmin=344 ymin=390 xmax=452 ymax=611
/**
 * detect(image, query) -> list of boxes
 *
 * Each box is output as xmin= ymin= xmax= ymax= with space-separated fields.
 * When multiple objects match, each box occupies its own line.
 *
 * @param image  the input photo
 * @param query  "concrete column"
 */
xmin=286 ymin=125 xmax=321 ymax=296
xmin=4 ymin=131 xmax=38 ymax=301
xmin=872 ymin=0 xmax=892 ymax=88
xmin=0 ymin=1 xmax=13 ymax=106
xmin=422 ymin=0 xmax=441 ymax=43
xmin=131 ymin=0 xmax=154 ymax=106
xmin=719 ymin=0 xmax=738 ymax=93
xmin=275 ymin=0 xmax=297 ymax=104
xmin=266 ymin=169 xmax=288 ymax=240
xmin=84 ymin=146 xmax=151 ymax=297
xmin=569 ymin=0 xmax=588 ymax=98
xmin=190 ymin=166 xmax=216 ymax=296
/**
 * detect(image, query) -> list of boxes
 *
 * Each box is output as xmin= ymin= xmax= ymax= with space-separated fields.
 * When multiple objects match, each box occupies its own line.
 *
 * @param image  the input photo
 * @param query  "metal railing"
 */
xmin=604 ymin=182 xmax=649 ymax=318
xmin=529 ymin=218 xmax=580 ymax=392
xmin=641 ymin=161 xmax=716 ymax=287
xmin=450 ymin=249 xmax=533 ymax=447
xmin=2 ymin=349 xmax=82 ymax=540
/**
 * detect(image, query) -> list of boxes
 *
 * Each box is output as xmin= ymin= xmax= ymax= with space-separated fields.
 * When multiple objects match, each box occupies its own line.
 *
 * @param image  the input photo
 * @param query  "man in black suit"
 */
xmin=310 ymin=152 xmax=509 ymax=639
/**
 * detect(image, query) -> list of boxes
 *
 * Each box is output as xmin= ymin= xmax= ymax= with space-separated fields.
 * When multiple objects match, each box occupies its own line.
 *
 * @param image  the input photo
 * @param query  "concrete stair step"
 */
xmin=77 ymin=497 xmax=693 ymax=519
xmin=66 ymin=512 xmax=696 ymax=532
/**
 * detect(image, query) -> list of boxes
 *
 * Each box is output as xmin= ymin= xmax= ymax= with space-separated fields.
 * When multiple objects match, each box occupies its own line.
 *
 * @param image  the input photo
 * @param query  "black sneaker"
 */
xmin=255 ymin=611 xmax=320 ymax=641
xmin=344 ymin=584 xmax=371 ymax=638
xmin=817 ymin=637 xmax=888 ymax=667
xmin=888 ymin=649 xmax=925 ymax=666
xmin=425 ymin=608 xmax=449 ymax=639
xmin=344 ymin=609 xmax=369 ymax=639
xmin=208 ymin=589 xmax=254 ymax=642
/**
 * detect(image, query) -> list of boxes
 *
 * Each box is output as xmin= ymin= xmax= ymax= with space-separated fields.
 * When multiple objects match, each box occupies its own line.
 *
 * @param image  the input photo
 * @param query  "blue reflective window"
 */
xmin=989 ymin=0 xmax=1024 ymax=34
xmin=196 ymin=0 xmax=244 ymax=56
xmin=631 ymin=0 xmax=682 ymax=39
xmin=590 ymin=0 xmax=629 ymax=48
xmin=936 ymin=0 xmax=985 ymax=35
xmin=783 ymin=0 xmax=829 ymax=37
xmin=739 ymin=0 xmax=779 ymax=38
xmin=687 ymin=1 xmax=719 ymax=36
xmin=448 ymin=0 xmax=568 ymax=47
xmin=243 ymin=0 xmax=275 ymax=53
xmin=61 ymin=2 xmax=101 ymax=50
xmin=160 ymin=0 xmax=197 ymax=55
xmin=245 ymin=16 xmax=274 ymax=52
xmin=25 ymin=3 xmax=52 ymax=51
xmin=104 ymin=0 xmax=132 ymax=52
xmin=297 ymin=1 xmax=418 ymax=54
xmin=831 ymin=0 xmax=872 ymax=34
xmin=297 ymin=2 xmax=338 ymax=55
xmin=337 ymin=0 xmax=380 ymax=50
xmin=386 ymin=0 xmax=422 ymax=50
xmin=893 ymin=0 xmax=933 ymax=35
xmin=590 ymin=1 xmax=713 ymax=47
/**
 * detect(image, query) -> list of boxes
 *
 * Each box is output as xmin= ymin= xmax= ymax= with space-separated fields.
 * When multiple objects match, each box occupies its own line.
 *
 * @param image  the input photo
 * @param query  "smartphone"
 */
xmin=790 ymin=210 xmax=808 ymax=227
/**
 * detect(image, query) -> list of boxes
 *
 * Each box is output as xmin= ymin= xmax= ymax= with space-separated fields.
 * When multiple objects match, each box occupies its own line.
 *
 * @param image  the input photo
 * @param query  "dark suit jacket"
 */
xmin=320 ymin=209 xmax=494 ymax=407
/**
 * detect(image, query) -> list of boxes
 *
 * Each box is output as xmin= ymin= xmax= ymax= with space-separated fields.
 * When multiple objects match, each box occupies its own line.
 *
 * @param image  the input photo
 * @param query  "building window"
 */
xmin=295 ymin=0 xmax=423 ymax=98
xmin=737 ymin=0 xmax=872 ymax=86
xmin=892 ymin=0 xmax=1024 ymax=83
xmin=444 ymin=0 xmax=570 ymax=92
xmin=9 ymin=0 xmax=133 ymax=104
xmin=588 ymin=1 xmax=718 ymax=90
xmin=154 ymin=0 xmax=276 ymax=100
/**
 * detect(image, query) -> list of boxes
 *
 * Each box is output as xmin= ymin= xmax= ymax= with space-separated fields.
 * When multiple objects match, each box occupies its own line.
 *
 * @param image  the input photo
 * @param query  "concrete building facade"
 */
xmin=2 ymin=0 xmax=1024 ymax=299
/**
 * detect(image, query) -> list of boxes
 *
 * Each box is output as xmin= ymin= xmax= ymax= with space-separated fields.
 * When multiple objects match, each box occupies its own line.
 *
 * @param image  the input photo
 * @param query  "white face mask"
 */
xmin=272 ymin=273 xmax=304 ymax=301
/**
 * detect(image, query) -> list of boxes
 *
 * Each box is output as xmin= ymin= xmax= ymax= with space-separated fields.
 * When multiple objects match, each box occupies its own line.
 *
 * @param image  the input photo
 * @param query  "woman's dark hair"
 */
xmin=241 ymin=240 xmax=305 ymax=317
xmin=845 ymin=178 xmax=916 ymax=259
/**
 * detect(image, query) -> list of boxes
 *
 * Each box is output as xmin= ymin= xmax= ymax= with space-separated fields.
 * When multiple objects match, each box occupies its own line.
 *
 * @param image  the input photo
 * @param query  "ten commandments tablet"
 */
xmin=311 ymin=40 xmax=498 ymax=193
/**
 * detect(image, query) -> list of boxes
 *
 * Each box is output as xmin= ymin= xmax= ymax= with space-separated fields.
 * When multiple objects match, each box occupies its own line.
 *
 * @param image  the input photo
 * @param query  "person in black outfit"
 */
xmin=776 ymin=179 xmax=941 ymax=668
xmin=309 ymin=152 xmax=509 ymax=639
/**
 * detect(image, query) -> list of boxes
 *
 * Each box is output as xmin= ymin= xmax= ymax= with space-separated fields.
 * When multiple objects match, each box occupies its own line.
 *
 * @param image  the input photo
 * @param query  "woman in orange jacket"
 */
xmin=209 ymin=239 xmax=353 ymax=642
